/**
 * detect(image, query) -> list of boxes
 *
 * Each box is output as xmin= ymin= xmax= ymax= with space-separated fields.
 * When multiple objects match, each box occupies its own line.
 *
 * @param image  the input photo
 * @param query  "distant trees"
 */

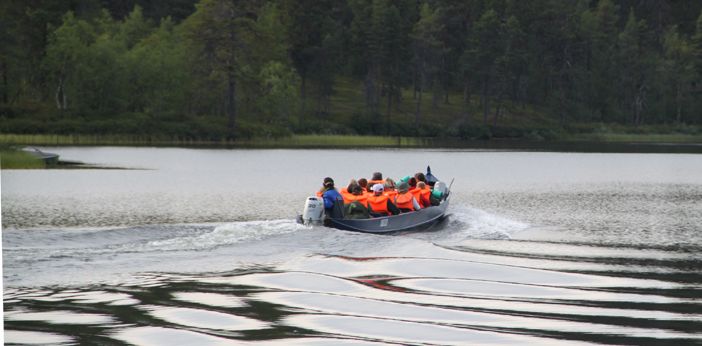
xmin=2 ymin=0 xmax=702 ymax=138
xmin=281 ymin=0 xmax=343 ymax=119
xmin=412 ymin=2 xmax=443 ymax=128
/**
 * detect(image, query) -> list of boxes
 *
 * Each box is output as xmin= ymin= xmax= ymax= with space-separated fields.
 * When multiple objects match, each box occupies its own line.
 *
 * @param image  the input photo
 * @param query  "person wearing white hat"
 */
xmin=367 ymin=183 xmax=400 ymax=216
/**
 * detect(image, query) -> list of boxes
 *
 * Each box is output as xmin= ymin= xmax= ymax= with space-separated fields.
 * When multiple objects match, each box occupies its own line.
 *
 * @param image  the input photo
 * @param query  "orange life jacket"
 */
xmin=384 ymin=189 xmax=397 ymax=199
xmin=344 ymin=193 xmax=368 ymax=206
xmin=394 ymin=192 xmax=415 ymax=211
xmin=414 ymin=187 xmax=431 ymax=208
xmin=367 ymin=179 xmax=385 ymax=190
xmin=367 ymin=194 xmax=390 ymax=215
xmin=410 ymin=189 xmax=422 ymax=205
xmin=316 ymin=191 xmax=323 ymax=197
xmin=340 ymin=188 xmax=353 ymax=202
xmin=420 ymin=188 xmax=432 ymax=207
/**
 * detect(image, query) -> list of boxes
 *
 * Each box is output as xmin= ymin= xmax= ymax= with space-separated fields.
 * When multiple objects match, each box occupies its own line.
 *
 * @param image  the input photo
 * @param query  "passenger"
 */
xmin=367 ymin=172 xmax=385 ymax=191
xmin=319 ymin=177 xmax=344 ymax=217
xmin=408 ymin=177 xmax=418 ymax=192
xmin=343 ymin=179 xmax=358 ymax=193
xmin=343 ymin=184 xmax=368 ymax=205
xmin=414 ymin=181 xmax=432 ymax=208
xmin=340 ymin=179 xmax=358 ymax=202
xmin=367 ymin=184 xmax=400 ymax=216
xmin=358 ymin=178 xmax=369 ymax=193
xmin=394 ymin=181 xmax=421 ymax=212
xmin=383 ymin=178 xmax=398 ymax=199
xmin=344 ymin=185 xmax=371 ymax=219
xmin=414 ymin=172 xmax=427 ymax=185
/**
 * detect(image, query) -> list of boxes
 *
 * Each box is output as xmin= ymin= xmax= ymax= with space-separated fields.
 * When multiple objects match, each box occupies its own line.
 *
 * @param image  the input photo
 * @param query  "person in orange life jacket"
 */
xmin=357 ymin=178 xmax=369 ymax=193
xmin=340 ymin=179 xmax=358 ymax=201
xmin=410 ymin=180 xmax=429 ymax=208
xmin=344 ymin=184 xmax=372 ymax=219
xmin=383 ymin=178 xmax=398 ymax=199
xmin=367 ymin=172 xmax=385 ymax=192
xmin=344 ymin=179 xmax=359 ymax=193
xmin=414 ymin=181 xmax=432 ymax=208
xmin=394 ymin=181 xmax=421 ymax=212
xmin=343 ymin=184 xmax=369 ymax=205
xmin=414 ymin=172 xmax=427 ymax=185
xmin=408 ymin=177 xmax=418 ymax=192
xmin=319 ymin=177 xmax=343 ymax=217
xmin=368 ymin=184 xmax=400 ymax=216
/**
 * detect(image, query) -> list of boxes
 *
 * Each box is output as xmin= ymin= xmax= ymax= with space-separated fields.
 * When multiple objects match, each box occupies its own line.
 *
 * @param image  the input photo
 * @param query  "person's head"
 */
xmin=323 ymin=177 xmax=334 ymax=189
xmin=358 ymin=178 xmax=368 ymax=189
xmin=351 ymin=184 xmax=364 ymax=195
xmin=372 ymin=183 xmax=384 ymax=196
xmin=414 ymin=172 xmax=426 ymax=183
xmin=417 ymin=181 xmax=426 ymax=189
xmin=397 ymin=181 xmax=409 ymax=194
xmin=408 ymin=177 xmax=417 ymax=188
xmin=346 ymin=179 xmax=358 ymax=192
xmin=371 ymin=172 xmax=383 ymax=181
xmin=384 ymin=178 xmax=396 ymax=190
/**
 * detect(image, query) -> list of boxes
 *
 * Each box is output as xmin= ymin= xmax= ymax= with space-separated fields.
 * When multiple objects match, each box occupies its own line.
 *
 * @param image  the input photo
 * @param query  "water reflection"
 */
xmin=4 ymin=259 xmax=701 ymax=345
xmin=112 ymin=326 xmax=241 ymax=346
xmin=171 ymin=292 xmax=246 ymax=308
xmin=4 ymin=148 xmax=702 ymax=345
xmin=142 ymin=305 xmax=270 ymax=331
xmin=5 ymin=309 xmax=115 ymax=325
xmin=4 ymin=330 xmax=74 ymax=345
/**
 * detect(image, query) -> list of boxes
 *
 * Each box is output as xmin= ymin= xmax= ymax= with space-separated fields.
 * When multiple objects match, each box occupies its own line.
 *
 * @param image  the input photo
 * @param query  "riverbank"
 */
xmin=2 ymin=133 xmax=700 ymax=169
xmin=0 ymin=134 xmax=429 ymax=148
xmin=2 ymin=132 xmax=701 ymax=148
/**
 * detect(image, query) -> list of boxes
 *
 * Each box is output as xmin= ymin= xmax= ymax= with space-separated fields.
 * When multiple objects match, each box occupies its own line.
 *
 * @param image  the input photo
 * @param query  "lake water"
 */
xmin=2 ymin=147 xmax=701 ymax=345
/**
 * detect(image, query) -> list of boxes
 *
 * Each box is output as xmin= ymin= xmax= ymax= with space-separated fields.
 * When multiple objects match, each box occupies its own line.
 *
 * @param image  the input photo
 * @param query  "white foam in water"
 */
xmin=443 ymin=205 xmax=530 ymax=241
xmin=141 ymin=219 xmax=304 ymax=252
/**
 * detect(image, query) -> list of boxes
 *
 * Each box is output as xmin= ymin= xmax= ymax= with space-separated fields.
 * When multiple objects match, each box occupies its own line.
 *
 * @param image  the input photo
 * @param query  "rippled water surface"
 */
xmin=3 ymin=147 xmax=701 ymax=345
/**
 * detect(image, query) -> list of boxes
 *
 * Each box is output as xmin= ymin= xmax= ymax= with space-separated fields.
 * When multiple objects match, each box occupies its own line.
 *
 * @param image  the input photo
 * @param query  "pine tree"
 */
xmin=412 ymin=2 xmax=443 ymax=128
xmin=43 ymin=12 xmax=95 ymax=110
xmin=183 ymin=0 xmax=261 ymax=138
xmin=663 ymin=26 xmax=695 ymax=123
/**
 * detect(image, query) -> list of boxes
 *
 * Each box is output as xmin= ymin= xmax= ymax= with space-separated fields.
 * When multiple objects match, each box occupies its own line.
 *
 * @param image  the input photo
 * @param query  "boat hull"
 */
xmin=324 ymin=199 xmax=450 ymax=234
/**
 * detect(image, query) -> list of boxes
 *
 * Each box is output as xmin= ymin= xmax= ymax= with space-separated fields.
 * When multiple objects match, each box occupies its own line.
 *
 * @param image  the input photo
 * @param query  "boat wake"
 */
xmin=403 ymin=205 xmax=530 ymax=246
xmin=152 ymin=219 xmax=305 ymax=251
xmin=5 ymin=204 xmax=702 ymax=345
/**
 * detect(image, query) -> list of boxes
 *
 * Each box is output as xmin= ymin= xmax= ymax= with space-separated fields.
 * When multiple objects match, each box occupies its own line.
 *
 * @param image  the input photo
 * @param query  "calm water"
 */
xmin=2 ymin=147 xmax=701 ymax=345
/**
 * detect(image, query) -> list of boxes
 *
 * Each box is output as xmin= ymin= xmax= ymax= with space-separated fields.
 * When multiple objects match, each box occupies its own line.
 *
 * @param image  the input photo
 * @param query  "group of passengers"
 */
xmin=317 ymin=172 xmax=440 ymax=219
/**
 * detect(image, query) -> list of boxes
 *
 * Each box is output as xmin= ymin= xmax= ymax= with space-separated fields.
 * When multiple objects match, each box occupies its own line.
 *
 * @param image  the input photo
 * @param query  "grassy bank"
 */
xmin=0 ymin=148 xmax=46 ymax=169
xmin=566 ymin=133 xmax=702 ymax=143
xmin=1 ymin=132 xmax=701 ymax=149
xmin=0 ymin=134 xmax=430 ymax=148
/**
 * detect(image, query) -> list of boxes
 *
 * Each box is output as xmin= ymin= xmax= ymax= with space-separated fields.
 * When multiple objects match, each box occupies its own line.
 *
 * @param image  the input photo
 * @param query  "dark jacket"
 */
xmin=344 ymin=201 xmax=371 ymax=219
xmin=322 ymin=188 xmax=344 ymax=218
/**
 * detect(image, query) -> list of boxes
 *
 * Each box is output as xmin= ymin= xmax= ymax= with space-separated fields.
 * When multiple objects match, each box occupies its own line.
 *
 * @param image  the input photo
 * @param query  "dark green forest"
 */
xmin=1 ymin=0 xmax=701 ymax=141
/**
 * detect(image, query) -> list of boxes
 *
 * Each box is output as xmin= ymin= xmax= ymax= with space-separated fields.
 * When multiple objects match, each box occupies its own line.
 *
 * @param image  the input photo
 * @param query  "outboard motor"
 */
xmin=432 ymin=181 xmax=449 ymax=200
xmin=299 ymin=196 xmax=324 ymax=225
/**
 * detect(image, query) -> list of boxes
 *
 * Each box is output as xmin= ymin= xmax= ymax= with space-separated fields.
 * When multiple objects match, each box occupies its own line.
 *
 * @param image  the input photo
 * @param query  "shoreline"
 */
xmin=2 ymin=133 xmax=701 ymax=169
xmin=2 ymin=133 xmax=701 ymax=147
xmin=3 ymin=137 xmax=701 ymax=170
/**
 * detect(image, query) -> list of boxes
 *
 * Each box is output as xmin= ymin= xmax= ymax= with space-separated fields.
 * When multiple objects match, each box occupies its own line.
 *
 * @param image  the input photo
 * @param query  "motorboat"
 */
xmin=321 ymin=197 xmax=450 ymax=234
xmin=298 ymin=170 xmax=451 ymax=234
xmin=22 ymin=147 xmax=59 ymax=165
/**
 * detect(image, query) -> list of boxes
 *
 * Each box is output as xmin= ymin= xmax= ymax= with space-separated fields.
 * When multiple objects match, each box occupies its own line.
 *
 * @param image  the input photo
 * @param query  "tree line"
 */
xmin=1 ymin=0 xmax=701 ymax=139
